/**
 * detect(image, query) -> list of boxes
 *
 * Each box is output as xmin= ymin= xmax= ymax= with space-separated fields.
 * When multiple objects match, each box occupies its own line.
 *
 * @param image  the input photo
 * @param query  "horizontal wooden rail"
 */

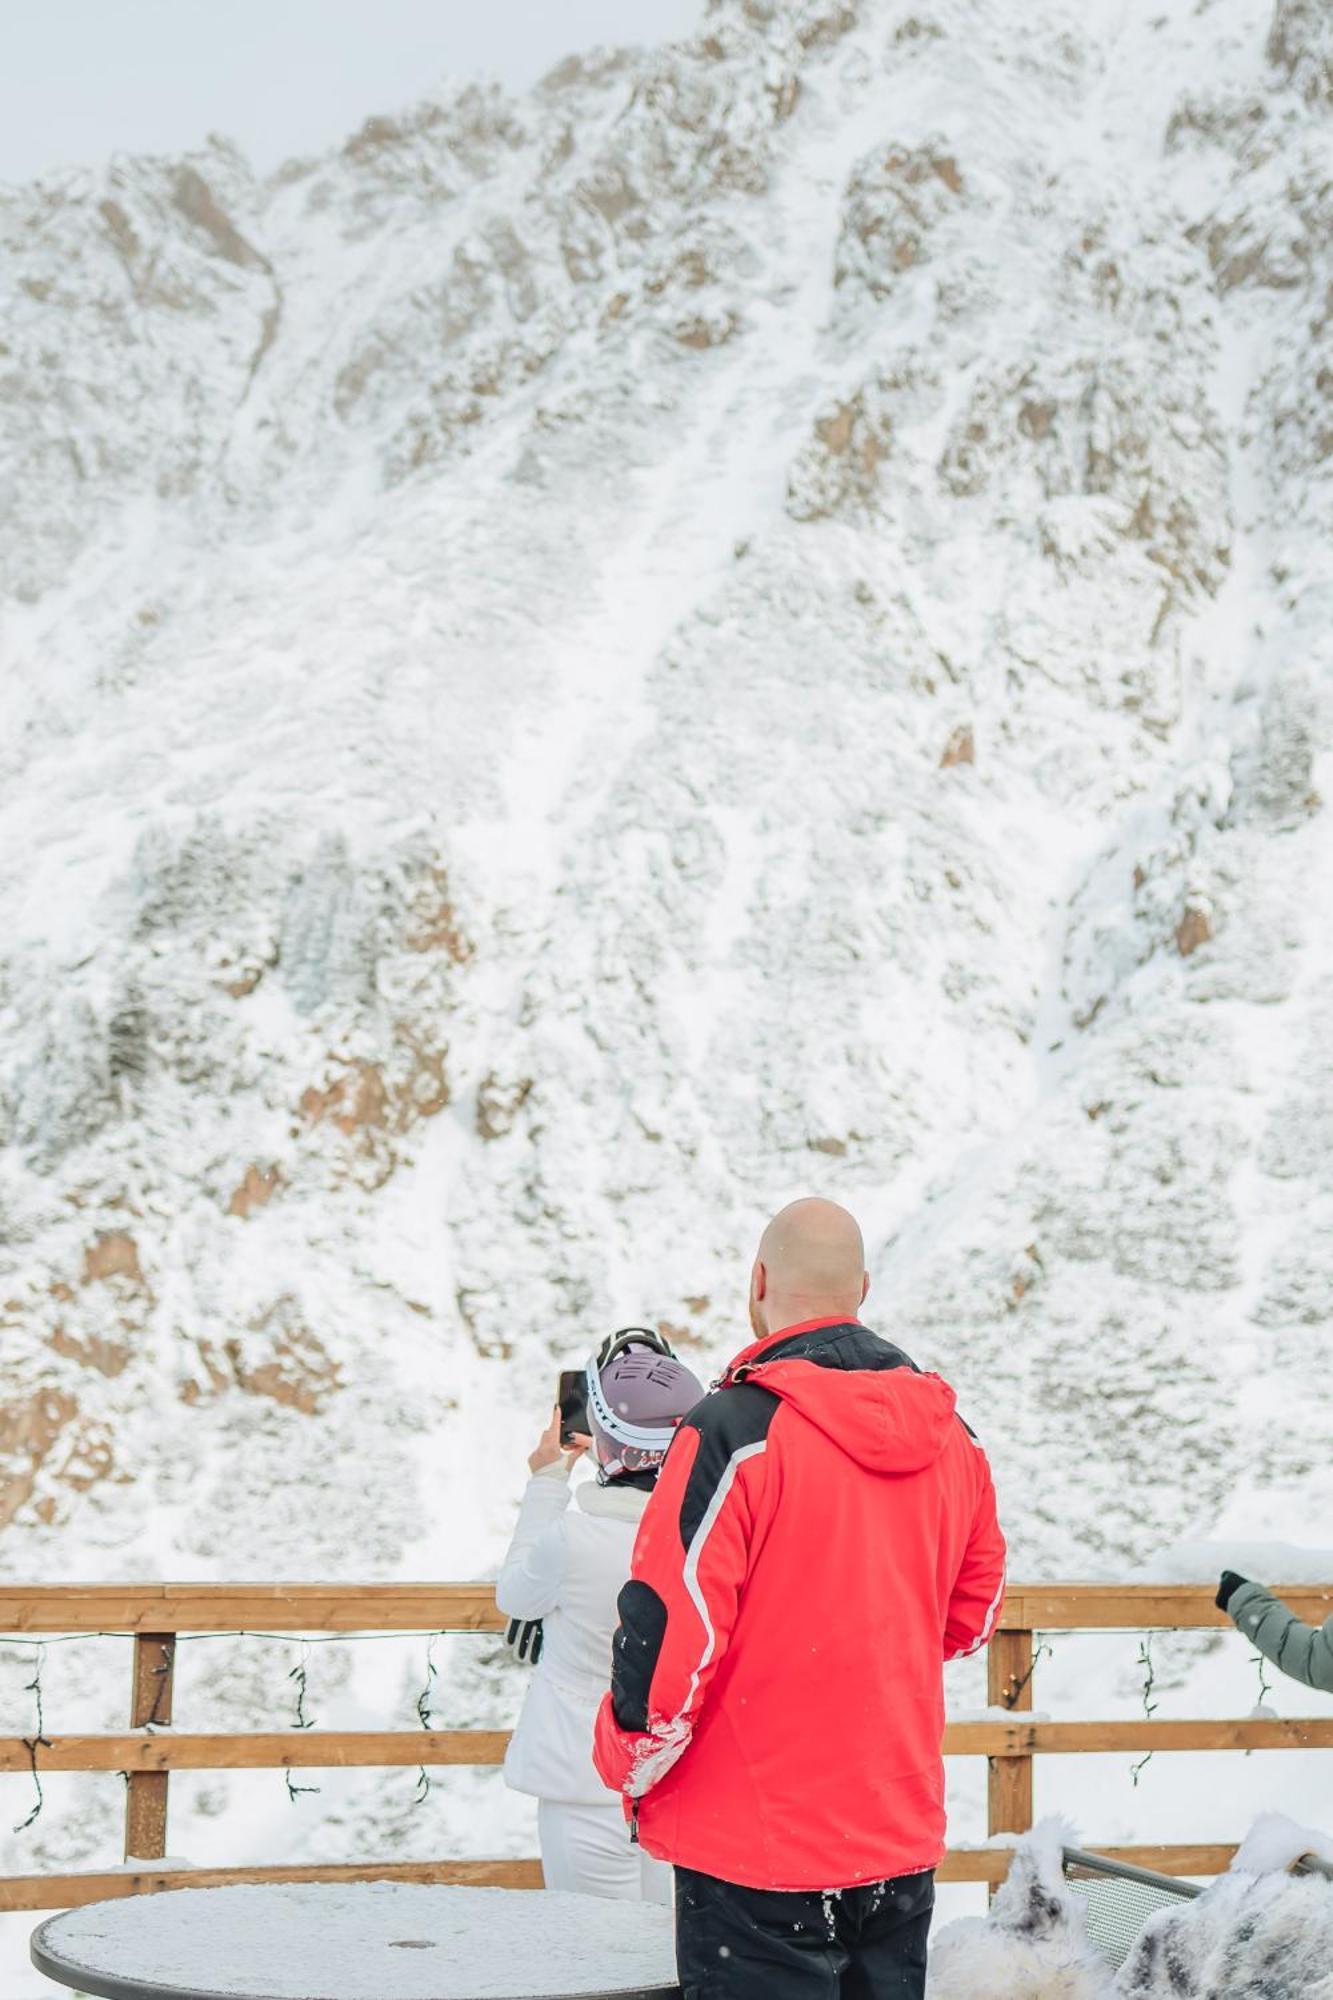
xmin=2 ymin=1581 xmax=1328 ymax=1916
xmin=7 ymin=1714 xmax=1330 ymax=1777
xmin=5 ymin=1580 xmax=1331 ymax=1636
xmin=0 ymin=1584 xmax=504 ymax=1636
xmin=1001 ymin=1584 xmax=1333 ymax=1630
xmin=0 ymin=1731 xmax=512 ymax=1773
xmin=0 ymin=1845 xmax=1245 ymax=1912
xmin=939 ymin=1843 xmax=1240 ymax=1886
xmin=0 ymin=1858 xmax=544 ymax=1914
xmin=945 ymin=1717 xmax=1333 ymax=1755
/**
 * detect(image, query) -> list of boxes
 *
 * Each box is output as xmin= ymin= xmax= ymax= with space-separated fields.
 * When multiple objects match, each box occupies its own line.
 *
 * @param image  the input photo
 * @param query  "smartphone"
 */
xmin=558 ymin=1369 xmax=589 ymax=1447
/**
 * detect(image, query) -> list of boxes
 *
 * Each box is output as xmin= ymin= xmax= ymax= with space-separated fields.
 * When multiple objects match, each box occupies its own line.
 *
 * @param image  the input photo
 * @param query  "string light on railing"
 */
xmin=1002 ymin=1637 xmax=1052 ymax=1707
xmin=143 ymin=1641 xmax=174 ymax=1730
xmin=412 ymin=1632 xmax=441 ymax=1807
xmin=1250 ymin=1648 xmax=1274 ymax=1732
xmin=283 ymin=1640 xmax=322 ymax=1802
xmin=2 ymin=1626 xmax=471 ymax=1829
xmin=1130 ymin=1636 xmax=1158 ymax=1787
xmin=12 ymin=1643 xmax=51 ymax=1834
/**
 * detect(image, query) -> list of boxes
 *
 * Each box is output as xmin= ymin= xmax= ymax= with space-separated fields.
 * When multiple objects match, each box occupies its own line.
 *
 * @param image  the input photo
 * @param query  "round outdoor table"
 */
xmin=31 ymin=1883 xmax=680 ymax=2000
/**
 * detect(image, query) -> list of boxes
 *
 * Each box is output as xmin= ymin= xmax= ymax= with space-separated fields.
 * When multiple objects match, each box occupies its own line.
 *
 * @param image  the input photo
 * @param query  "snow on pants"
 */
xmin=537 ymin=1799 xmax=673 ymax=1905
xmin=674 ymin=1865 xmax=935 ymax=2000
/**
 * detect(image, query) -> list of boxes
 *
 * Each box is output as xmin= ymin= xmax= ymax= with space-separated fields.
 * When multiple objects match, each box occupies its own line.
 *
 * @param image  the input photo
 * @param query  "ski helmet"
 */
xmin=586 ymin=1331 xmax=704 ymax=1480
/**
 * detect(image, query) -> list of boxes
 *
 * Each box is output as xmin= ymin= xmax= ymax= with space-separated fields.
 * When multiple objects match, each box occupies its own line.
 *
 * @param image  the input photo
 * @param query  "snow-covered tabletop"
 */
xmin=30 ymin=1883 xmax=680 ymax=2000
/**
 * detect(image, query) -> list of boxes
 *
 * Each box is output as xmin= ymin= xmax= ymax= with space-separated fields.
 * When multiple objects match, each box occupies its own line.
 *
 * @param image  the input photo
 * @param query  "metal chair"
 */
xmin=1060 ymin=1847 xmax=1202 ymax=1969
xmin=1060 ymin=1845 xmax=1333 ymax=1970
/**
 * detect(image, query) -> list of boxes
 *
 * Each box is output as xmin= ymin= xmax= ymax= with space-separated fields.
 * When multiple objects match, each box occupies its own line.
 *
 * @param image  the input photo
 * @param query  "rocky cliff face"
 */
xmin=1 ymin=0 xmax=1331 ymax=1935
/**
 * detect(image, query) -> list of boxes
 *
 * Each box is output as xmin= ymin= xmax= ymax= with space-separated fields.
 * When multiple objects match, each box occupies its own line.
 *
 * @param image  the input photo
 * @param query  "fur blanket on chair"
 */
xmin=928 ymin=1816 xmax=1333 ymax=2000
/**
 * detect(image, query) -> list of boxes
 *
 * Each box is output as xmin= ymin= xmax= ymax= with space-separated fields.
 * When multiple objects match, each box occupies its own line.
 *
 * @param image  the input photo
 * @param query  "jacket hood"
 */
xmin=724 ymin=1319 xmax=958 ymax=1475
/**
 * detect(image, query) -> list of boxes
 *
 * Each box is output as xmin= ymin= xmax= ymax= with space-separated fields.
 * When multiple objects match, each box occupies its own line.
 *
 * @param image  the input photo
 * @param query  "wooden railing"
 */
xmin=2 ymin=1582 xmax=1331 ymax=1912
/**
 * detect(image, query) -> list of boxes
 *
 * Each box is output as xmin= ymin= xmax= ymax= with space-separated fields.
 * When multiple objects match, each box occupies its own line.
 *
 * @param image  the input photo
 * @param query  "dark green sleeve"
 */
xmin=1227 ymin=1580 xmax=1333 ymax=1694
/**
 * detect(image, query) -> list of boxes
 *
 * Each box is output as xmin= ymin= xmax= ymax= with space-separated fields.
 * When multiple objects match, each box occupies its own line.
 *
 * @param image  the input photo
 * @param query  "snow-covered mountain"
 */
xmin=2 ymin=0 xmax=1332 ymax=1979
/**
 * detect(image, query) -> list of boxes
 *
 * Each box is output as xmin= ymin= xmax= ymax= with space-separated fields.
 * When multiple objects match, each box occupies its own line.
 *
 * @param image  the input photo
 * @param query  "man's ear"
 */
xmin=752 ymin=1259 xmax=767 ymax=1301
xmin=859 ymin=1270 xmax=870 ymax=1305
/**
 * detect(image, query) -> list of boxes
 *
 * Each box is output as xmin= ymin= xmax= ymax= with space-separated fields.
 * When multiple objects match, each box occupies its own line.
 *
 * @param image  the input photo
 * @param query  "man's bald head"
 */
xmin=749 ymin=1198 xmax=870 ymax=1337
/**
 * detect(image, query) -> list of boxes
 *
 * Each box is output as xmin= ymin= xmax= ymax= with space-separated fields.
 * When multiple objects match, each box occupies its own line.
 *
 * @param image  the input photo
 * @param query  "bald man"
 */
xmin=594 ymin=1199 xmax=1006 ymax=2000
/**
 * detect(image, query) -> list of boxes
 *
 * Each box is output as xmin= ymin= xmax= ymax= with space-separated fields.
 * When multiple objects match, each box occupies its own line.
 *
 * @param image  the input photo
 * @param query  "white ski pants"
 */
xmin=537 ymin=1799 xmax=673 ymax=1905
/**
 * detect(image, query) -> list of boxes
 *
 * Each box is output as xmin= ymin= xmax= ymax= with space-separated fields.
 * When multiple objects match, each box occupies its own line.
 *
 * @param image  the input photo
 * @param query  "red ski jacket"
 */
xmin=592 ymin=1317 xmax=1006 ymax=1891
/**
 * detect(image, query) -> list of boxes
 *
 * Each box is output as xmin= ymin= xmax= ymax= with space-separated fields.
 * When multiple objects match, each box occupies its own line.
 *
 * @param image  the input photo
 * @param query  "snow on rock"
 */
xmin=2 ymin=0 xmax=1333 ymax=1981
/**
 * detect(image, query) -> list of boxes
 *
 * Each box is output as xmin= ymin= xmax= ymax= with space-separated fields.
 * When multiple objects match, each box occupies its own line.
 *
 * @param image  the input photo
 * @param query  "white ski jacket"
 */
xmin=496 ymin=1462 xmax=650 ymax=1805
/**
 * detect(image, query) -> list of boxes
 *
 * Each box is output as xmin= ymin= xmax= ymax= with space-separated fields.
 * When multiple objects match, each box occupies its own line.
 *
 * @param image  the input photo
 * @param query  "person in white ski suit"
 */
xmin=496 ymin=1335 xmax=703 ymax=1904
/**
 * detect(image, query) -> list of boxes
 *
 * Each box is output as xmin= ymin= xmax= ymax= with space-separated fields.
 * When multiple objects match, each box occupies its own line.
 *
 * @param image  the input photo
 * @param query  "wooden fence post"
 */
xmin=124 ymin=1634 xmax=175 ymax=1861
xmin=987 ymin=1625 xmax=1034 ymax=1893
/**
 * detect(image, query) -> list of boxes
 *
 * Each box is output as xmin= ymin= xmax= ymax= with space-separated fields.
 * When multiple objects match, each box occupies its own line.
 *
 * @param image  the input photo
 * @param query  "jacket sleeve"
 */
xmin=943 ymin=1433 xmax=1007 ymax=1661
xmin=593 ymin=1387 xmax=773 ymax=1800
xmin=1228 ymin=1581 xmax=1333 ymax=1694
xmin=494 ymin=1465 xmax=572 ymax=1621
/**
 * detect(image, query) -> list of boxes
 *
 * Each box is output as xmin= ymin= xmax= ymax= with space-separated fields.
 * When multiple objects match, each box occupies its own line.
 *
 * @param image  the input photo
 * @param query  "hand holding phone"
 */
xmin=528 ymin=1398 xmax=591 ymax=1475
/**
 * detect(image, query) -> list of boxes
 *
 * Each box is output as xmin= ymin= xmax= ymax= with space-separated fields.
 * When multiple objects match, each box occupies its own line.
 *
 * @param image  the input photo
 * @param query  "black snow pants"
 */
xmin=674 ymin=1864 xmax=935 ymax=2000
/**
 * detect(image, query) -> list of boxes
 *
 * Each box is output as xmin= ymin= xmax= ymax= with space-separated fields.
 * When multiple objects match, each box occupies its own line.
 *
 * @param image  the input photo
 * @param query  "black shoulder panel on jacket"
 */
xmin=756 ymin=1321 xmax=921 ymax=1376
xmin=610 ymin=1578 xmax=669 ymax=1733
xmin=676 ymin=1381 xmax=779 ymax=1554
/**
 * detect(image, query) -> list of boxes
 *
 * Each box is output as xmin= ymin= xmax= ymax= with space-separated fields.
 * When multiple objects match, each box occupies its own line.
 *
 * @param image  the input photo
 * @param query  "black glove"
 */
xmin=503 ymin=1617 xmax=544 ymax=1666
xmin=1216 ymin=1570 xmax=1248 ymax=1613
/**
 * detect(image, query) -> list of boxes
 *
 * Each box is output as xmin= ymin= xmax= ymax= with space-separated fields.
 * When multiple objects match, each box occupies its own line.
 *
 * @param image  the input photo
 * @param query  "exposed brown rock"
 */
xmin=789 ymin=388 xmax=893 ymax=518
xmin=808 ymin=1135 xmax=848 ymax=1156
xmin=402 ymin=1036 xmax=449 ymax=1125
xmin=817 ymin=404 xmax=856 ymax=454
xmin=1176 ymin=903 xmax=1213 ymax=956
xmin=50 ymin=1327 xmax=132 ymax=1378
xmin=301 ymin=1062 xmax=390 ymax=1135
xmin=222 ymin=961 xmax=266 ymax=998
xmin=59 ymin=1420 xmax=116 ymax=1492
xmin=1267 ymin=0 xmax=1333 ymax=105
xmin=99 ymin=198 xmax=141 ymax=264
xmin=228 ymin=1164 xmax=283 ymax=1218
xmin=476 ymin=1073 xmax=534 ymax=1140
xmin=940 ymin=724 xmax=975 ymax=769
xmin=656 ymin=1320 xmax=704 ymax=1351
xmin=1018 ymin=399 xmax=1056 ymax=440
xmin=644 ymin=249 xmax=712 ymax=296
xmin=301 ymin=1033 xmax=451 ymax=1187
xmin=836 ymin=142 xmax=966 ymax=300
xmin=82 ymin=1232 xmax=145 ymax=1288
xmin=675 ymin=312 xmax=738 ymax=350
xmin=0 ymin=1388 xmax=80 ymax=1530
xmin=1009 ymin=1244 xmax=1045 ymax=1305
xmin=184 ymin=1320 xmax=341 ymax=1417
xmin=172 ymin=168 xmax=268 ymax=272
xmin=796 ymin=2 xmax=859 ymax=51
xmin=405 ymin=865 xmax=474 ymax=961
